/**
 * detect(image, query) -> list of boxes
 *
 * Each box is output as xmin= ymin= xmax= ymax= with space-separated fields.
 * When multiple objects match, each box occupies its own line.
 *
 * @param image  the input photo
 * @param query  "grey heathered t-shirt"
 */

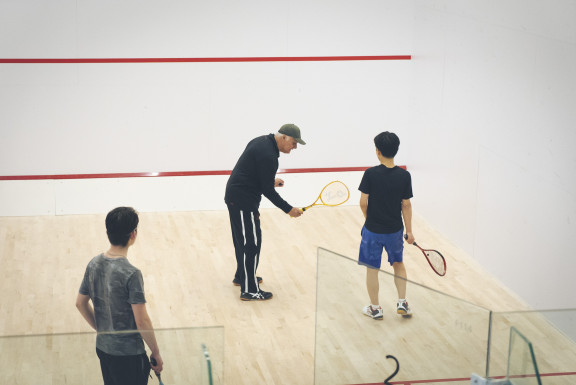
xmin=79 ymin=253 xmax=146 ymax=355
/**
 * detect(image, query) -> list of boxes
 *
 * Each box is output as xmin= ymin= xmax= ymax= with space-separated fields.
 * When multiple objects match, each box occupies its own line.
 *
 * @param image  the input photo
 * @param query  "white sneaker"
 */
xmin=362 ymin=305 xmax=383 ymax=320
xmin=397 ymin=301 xmax=413 ymax=317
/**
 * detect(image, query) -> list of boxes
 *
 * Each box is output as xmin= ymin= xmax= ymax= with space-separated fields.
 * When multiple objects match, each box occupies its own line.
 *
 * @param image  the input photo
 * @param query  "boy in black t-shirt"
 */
xmin=358 ymin=132 xmax=415 ymax=320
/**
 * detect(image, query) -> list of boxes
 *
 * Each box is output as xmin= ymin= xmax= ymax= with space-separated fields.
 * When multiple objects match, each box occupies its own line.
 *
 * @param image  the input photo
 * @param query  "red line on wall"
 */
xmin=0 ymin=167 xmax=409 ymax=181
xmin=0 ymin=55 xmax=411 ymax=64
xmin=0 ymin=166 xmax=407 ymax=181
xmin=0 ymin=171 xmax=228 ymax=181
xmin=277 ymin=167 xmax=383 ymax=174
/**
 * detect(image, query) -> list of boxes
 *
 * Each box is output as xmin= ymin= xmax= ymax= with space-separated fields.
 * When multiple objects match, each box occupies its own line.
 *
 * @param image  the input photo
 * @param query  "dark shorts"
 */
xmin=96 ymin=348 xmax=151 ymax=385
xmin=358 ymin=226 xmax=404 ymax=269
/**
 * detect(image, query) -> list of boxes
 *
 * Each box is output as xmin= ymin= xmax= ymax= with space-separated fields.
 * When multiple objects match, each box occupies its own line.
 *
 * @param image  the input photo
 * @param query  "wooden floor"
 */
xmin=0 ymin=206 xmax=574 ymax=384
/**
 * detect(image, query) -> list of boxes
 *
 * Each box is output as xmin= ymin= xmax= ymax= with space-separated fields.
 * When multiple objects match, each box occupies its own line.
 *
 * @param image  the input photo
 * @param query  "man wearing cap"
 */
xmin=225 ymin=124 xmax=306 ymax=301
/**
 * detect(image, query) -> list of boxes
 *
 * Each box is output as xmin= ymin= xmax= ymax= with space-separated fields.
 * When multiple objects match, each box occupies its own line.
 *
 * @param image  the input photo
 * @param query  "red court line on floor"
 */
xmin=0 ymin=55 xmax=411 ymax=64
xmin=0 ymin=166 xmax=403 ymax=181
xmin=352 ymin=371 xmax=576 ymax=384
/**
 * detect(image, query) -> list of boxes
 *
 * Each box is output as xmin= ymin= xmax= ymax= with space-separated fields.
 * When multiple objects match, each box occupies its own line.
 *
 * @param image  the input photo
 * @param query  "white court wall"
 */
xmin=409 ymin=1 xmax=576 ymax=309
xmin=0 ymin=0 xmax=414 ymax=176
xmin=0 ymin=171 xmax=363 ymax=216
xmin=2 ymin=0 xmax=576 ymax=311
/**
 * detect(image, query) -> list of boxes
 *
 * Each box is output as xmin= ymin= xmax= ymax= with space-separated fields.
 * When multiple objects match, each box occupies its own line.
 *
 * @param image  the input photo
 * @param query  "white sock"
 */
xmin=398 ymin=299 xmax=406 ymax=304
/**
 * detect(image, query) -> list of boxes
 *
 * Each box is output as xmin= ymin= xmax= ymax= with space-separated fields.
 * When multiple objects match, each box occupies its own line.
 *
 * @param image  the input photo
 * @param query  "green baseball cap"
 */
xmin=278 ymin=124 xmax=306 ymax=145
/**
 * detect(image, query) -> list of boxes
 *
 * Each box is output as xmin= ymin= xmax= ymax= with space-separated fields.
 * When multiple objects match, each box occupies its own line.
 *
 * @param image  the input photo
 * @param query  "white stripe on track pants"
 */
xmin=227 ymin=204 xmax=262 ymax=293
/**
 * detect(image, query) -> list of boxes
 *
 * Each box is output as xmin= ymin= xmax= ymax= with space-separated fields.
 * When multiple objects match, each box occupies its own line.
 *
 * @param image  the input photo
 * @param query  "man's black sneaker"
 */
xmin=240 ymin=290 xmax=273 ymax=301
xmin=233 ymin=276 xmax=262 ymax=286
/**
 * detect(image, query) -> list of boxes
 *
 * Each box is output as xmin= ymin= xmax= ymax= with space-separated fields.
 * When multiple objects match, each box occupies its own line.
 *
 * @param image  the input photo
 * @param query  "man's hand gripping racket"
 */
xmin=404 ymin=234 xmax=447 ymax=276
xmin=150 ymin=355 xmax=165 ymax=385
xmin=302 ymin=181 xmax=350 ymax=211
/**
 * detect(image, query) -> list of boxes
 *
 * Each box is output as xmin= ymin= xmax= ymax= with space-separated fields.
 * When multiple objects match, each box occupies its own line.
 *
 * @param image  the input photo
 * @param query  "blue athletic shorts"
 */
xmin=358 ymin=226 xmax=404 ymax=269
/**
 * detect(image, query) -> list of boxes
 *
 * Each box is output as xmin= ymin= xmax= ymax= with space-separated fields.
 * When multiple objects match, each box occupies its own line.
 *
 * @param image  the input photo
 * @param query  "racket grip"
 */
xmin=302 ymin=207 xmax=307 ymax=212
xmin=150 ymin=357 xmax=157 ymax=366
xmin=404 ymin=234 xmax=418 ymax=246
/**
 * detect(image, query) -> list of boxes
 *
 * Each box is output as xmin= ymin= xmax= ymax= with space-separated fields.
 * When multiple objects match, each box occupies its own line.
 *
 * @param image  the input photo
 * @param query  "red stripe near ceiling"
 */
xmin=0 ymin=55 xmax=411 ymax=64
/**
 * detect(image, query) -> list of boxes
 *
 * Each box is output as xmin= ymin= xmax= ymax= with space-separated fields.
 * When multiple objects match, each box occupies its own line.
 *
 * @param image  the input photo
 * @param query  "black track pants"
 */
xmin=227 ymin=203 xmax=262 ymax=293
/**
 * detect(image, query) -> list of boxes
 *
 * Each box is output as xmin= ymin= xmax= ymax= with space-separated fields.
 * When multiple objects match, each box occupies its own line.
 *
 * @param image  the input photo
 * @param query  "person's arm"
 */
xmin=402 ymin=198 xmax=414 ymax=244
xmin=273 ymin=178 xmax=301 ymax=217
xmin=258 ymin=157 xmax=295 ymax=214
xmin=75 ymin=293 xmax=97 ymax=330
xmin=132 ymin=303 xmax=163 ymax=373
xmin=360 ymin=192 xmax=369 ymax=219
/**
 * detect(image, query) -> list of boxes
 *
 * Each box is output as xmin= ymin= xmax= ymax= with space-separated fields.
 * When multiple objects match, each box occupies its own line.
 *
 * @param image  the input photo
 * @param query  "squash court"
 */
xmin=1 ymin=3 xmax=575 ymax=383
xmin=1 ymin=206 xmax=574 ymax=384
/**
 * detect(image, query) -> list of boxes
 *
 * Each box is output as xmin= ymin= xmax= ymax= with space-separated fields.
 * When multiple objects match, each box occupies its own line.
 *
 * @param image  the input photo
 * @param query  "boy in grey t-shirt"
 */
xmin=76 ymin=207 xmax=163 ymax=385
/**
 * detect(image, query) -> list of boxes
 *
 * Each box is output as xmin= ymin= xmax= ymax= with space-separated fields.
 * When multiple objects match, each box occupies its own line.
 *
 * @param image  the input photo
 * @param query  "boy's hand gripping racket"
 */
xmin=404 ymin=234 xmax=447 ymax=276
xmin=150 ymin=356 xmax=165 ymax=385
xmin=302 ymin=181 xmax=350 ymax=211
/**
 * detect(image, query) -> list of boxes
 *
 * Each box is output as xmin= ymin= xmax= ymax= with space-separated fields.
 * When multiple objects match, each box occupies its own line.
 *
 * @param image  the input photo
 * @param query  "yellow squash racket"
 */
xmin=302 ymin=181 xmax=350 ymax=211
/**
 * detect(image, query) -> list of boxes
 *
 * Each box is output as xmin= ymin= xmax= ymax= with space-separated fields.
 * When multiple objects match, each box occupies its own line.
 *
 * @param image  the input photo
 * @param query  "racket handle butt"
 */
xmin=404 ymin=234 xmax=417 ymax=246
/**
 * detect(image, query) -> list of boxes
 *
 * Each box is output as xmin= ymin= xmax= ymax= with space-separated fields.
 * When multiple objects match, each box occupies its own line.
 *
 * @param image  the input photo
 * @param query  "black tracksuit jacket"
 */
xmin=224 ymin=134 xmax=292 ymax=213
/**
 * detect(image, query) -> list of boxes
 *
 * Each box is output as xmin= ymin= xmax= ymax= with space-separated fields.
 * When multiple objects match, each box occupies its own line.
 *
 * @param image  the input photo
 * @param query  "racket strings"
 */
xmin=320 ymin=182 xmax=349 ymax=205
xmin=426 ymin=251 xmax=446 ymax=275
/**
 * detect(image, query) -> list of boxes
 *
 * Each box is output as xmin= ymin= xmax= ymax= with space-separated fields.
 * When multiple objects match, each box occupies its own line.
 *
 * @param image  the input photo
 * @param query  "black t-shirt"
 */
xmin=225 ymin=134 xmax=292 ymax=213
xmin=358 ymin=165 xmax=413 ymax=234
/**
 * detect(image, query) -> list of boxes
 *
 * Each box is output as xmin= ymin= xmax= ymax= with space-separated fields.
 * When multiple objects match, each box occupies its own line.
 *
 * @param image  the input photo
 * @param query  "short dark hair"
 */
xmin=105 ymin=207 xmax=139 ymax=247
xmin=374 ymin=131 xmax=400 ymax=158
